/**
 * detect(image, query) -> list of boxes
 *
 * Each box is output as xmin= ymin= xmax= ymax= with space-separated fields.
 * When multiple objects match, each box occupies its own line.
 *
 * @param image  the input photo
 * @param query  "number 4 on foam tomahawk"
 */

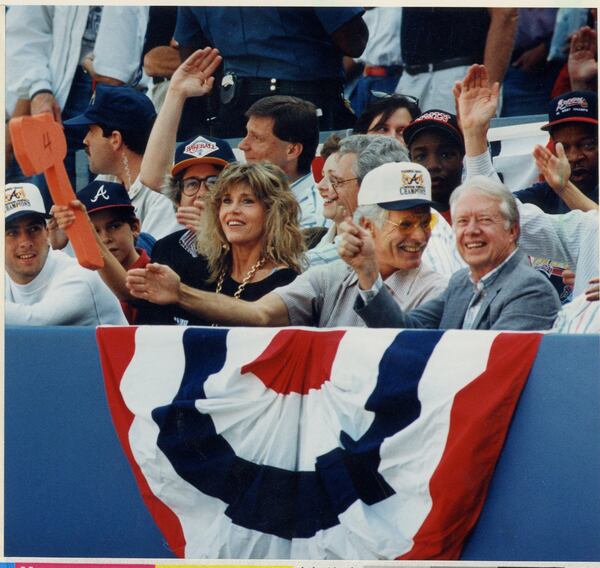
xmin=9 ymin=113 xmax=104 ymax=270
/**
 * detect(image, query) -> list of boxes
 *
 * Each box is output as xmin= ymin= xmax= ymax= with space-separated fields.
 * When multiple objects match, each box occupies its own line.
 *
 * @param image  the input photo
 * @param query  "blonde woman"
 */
xmin=134 ymin=161 xmax=306 ymax=325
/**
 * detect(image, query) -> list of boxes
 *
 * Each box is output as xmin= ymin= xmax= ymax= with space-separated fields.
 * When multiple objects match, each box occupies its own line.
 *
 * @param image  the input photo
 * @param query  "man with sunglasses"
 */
xmin=126 ymin=162 xmax=448 ymax=327
xmin=343 ymin=175 xmax=561 ymax=331
xmin=310 ymin=134 xmax=463 ymax=277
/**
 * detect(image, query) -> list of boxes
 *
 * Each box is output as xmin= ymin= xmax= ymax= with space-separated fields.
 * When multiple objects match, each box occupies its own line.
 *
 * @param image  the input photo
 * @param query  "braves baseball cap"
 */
xmin=358 ymin=162 xmax=441 ymax=211
xmin=77 ymin=180 xmax=135 ymax=215
xmin=403 ymin=109 xmax=465 ymax=152
xmin=541 ymin=91 xmax=598 ymax=131
xmin=171 ymin=135 xmax=236 ymax=177
xmin=64 ymin=85 xmax=157 ymax=135
xmin=5 ymin=182 xmax=51 ymax=223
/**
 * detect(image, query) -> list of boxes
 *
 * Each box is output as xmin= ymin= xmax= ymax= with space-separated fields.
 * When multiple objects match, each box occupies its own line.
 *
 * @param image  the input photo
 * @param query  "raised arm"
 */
xmin=533 ymin=142 xmax=599 ymax=212
xmin=139 ymin=47 xmax=222 ymax=191
xmin=453 ymin=64 xmax=502 ymax=182
xmin=454 ymin=64 xmax=499 ymax=158
xmin=126 ymin=263 xmax=290 ymax=326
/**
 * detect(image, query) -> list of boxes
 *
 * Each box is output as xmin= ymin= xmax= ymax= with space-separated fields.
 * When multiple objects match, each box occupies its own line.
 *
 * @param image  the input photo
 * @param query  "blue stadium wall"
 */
xmin=4 ymin=326 xmax=600 ymax=561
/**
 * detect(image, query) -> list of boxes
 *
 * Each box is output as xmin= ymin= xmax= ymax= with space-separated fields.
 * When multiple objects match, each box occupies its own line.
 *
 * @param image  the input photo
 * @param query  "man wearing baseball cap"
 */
xmin=514 ymin=90 xmax=598 ymax=213
xmin=52 ymin=180 xmax=151 ymax=323
xmin=403 ymin=109 xmax=466 ymax=222
xmin=4 ymin=182 xmax=126 ymax=326
xmin=344 ymin=175 xmax=561 ymax=331
xmin=64 ymin=84 xmax=181 ymax=240
xmin=125 ymin=162 xmax=448 ymax=328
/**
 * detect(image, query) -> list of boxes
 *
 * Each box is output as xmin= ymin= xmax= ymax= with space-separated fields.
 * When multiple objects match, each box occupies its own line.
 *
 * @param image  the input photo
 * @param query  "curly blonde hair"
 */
xmin=197 ymin=162 xmax=306 ymax=281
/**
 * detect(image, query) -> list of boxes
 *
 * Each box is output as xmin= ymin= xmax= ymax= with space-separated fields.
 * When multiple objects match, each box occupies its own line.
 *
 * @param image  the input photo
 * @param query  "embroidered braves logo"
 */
xmin=400 ymin=171 xmax=426 ymax=196
xmin=417 ymin=111 xmax=451 ymax=123
xmin=556 ymin=97 xmax=589 ymax=114
xmin=403 ymin=172 xmax=423 ymax=186
xmin=5 ymin=187 xmax=26 ymax=204
xmin=5 ymin=186 xmax=33 ymax=212
xmin=90 ymin=185 xmax=110 ymax=202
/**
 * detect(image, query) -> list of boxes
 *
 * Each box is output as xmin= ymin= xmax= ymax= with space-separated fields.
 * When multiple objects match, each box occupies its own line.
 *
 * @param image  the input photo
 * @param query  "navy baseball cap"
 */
xmin=542 ymin=91 xmax=598 ymax=132
xmin=77 ymin=180 xmax=135 ymax=216
xmin=403 ymin=109 xmax=465 ymax=152
xmin=64 ymin=85 xmax=156 ymax=135
xmin=172 ymin=135 xmax=236 ymax=177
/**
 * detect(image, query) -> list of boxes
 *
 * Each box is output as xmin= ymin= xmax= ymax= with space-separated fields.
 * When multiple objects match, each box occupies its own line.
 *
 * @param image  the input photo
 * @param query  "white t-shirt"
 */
xmin=5 ymin=248 xmax=127 ymax=326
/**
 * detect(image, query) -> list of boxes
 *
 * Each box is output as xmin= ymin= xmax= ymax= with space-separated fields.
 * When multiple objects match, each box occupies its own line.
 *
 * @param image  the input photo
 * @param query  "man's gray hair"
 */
xmin=450 ymin=175 xmax=520 ymax=230
xmin=338 ymin=134 xmax=408 ymax=183
xmin=353 ymin=203 xmax=388 ymax=229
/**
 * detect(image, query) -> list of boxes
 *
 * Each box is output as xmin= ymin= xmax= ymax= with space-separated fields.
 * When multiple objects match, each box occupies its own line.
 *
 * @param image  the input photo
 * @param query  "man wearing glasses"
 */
xmin=342 ymin=175 xmax=561 ymax=331
xmin=126 ymin=162 xmax=448 ymax=328
xmin=310 ymin=134 xmax=463 ymax=277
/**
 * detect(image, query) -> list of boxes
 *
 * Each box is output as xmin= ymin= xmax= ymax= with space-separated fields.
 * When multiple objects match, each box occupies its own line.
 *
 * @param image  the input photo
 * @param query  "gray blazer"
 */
xmin=355 ymin=250 xmax=561 ymax=330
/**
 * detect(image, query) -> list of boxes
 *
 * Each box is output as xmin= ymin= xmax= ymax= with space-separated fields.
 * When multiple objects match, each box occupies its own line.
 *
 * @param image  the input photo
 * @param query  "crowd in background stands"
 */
xmin=4 ymin=6 xmax=599 ymax=333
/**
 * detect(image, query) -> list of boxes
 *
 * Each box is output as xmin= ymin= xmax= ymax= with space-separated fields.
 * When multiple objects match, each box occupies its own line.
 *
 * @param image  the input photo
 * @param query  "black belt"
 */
xmin=241 ymin=77 xmax=342 ymax=98
xmin=404 ymin=56 xmax=477 ymax=75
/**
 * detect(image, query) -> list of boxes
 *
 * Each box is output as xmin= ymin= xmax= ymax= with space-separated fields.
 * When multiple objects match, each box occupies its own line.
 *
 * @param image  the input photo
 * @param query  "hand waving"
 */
xmin=454 ymin=64 xmax=499 ymax=132
xmin=169 ymin=47 xmax=223 ymax=99
xmin=568 ymin=26 xmax=598 ymax=90
xmin=533 ymin=142 xmax=571 ymax=194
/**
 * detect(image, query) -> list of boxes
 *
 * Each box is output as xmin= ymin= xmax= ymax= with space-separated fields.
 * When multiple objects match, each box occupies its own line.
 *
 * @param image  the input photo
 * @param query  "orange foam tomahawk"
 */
xmin=9 ymin=113 xmax=104 ymax=269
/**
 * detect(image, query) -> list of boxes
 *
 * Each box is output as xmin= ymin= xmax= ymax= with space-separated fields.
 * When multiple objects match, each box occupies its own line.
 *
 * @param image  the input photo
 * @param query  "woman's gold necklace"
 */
xmin=214 ymin=257 xmax=266 ymax=299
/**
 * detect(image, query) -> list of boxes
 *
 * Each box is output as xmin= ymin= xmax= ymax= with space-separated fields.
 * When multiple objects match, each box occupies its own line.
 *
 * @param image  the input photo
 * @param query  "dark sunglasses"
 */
xmin=368 ymin=91 xmax=420 ymax=107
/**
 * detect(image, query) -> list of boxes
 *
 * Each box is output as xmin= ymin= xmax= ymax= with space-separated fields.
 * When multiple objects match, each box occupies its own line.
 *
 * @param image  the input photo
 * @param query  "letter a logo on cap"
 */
xmin=90 ymin=184 xmax=110 ymax=203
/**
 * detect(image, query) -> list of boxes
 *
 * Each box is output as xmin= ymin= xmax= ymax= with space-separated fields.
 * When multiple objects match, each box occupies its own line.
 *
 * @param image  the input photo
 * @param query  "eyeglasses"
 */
xmin=384 ymin=214 xmax=437 ymax=234
xmin=369 ymin=91 xmax=420 ymax=106
xmin=329 ymin=176 xmax=359 ymax=191
xmin=181 ymin=176 xmax=218 ymax=196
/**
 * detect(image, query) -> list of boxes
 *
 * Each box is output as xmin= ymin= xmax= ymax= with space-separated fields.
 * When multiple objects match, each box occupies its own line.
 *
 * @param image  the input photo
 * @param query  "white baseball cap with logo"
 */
xmin=5 ymin=182 xmax=50 ymax=223
xmin=358 ymin=162 xmax=441 ymax=211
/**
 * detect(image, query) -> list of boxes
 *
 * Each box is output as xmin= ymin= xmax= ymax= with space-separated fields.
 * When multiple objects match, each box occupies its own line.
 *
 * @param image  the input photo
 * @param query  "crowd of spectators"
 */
xmin=4 ymin=6 xmax=599 ymax=334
